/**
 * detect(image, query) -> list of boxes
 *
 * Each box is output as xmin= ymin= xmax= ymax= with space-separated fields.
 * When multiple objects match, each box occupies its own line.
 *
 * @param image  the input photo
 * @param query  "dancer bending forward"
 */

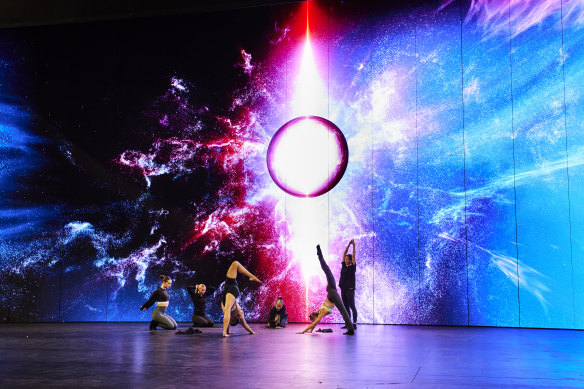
xmin=221 ymin=261 xmax=261 ymax=337
xmin=298 ymin=245 xmax=355 ymax=335
xmin=140 ymin=274 xmax=178 ymax=330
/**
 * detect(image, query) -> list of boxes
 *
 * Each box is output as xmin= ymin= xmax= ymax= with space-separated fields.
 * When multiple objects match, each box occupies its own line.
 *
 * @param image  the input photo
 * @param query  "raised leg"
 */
xmin=316 ymin=245 xmax=336 ymax=289
xmin=341 ymin=289 xmax=350 ymax=316
xmin=226 ymin=261 xmax=261 ymax=283
xmin=328 ymin=290 xmax=354 ymax=334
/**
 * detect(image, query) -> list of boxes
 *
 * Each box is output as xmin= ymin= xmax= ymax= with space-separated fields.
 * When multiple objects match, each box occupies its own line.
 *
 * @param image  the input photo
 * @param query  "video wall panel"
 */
xmin=0 ymin=0 xmax=583 ymax=328
xmin=511 ymin=8 xmax=573 ymax=329
xmin=562 ymin=3 xmax=584 ymax=330
xmin=460 ymin=2 xmax=519 ymax=327
xmin=415 ymin=4 xmax=468 ymax=325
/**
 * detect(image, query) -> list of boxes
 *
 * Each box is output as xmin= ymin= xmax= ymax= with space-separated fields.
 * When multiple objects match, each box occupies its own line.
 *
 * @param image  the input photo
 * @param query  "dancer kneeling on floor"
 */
xmin=221 ymin=260 xmax=261 ymax=337
xmin=140 ymin=274 xmax=178 ymax=330
xmin=267 ymin=296 xmax=288 ymax=328
xmin=297 ymin=245 xmax=355 ymax=335
xmin=187 ymin=283 xmax=215 ymax=327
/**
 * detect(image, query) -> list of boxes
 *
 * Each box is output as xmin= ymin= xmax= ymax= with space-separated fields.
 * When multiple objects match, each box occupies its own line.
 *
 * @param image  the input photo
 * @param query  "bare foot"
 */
xmin=249 ymin=275 xmax=261 ymax=283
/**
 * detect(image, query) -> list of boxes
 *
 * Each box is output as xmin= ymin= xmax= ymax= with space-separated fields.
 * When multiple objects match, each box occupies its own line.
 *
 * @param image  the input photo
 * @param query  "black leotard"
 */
xmin=221 ymin=276 xmax=240 ymax=305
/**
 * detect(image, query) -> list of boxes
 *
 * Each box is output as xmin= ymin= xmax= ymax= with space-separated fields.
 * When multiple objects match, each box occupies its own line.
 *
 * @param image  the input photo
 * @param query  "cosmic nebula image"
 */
xmin=1 ymin=0 xmax=584 ymax=329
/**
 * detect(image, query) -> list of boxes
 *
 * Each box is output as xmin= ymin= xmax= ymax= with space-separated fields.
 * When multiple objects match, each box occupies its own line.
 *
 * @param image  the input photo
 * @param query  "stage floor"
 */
xmin=0 ymin=323 xmax=583 ymax=388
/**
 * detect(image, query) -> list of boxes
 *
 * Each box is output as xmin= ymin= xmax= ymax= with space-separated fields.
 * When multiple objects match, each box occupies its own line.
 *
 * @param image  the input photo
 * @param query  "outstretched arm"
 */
xmin=140 ymin=290 xmax=158 ymax=310
xmin=343 ymin=239 xmax=356 ymax=265
xmin=228 ymin=303 xmax=254 ymax=334
xmin=343 ymin=240 xmax=351 ymax=260
xmin=297 ymin=311 xmax=326 ymax=334
xmin=237 ymin=307 xmax=255 ymax=334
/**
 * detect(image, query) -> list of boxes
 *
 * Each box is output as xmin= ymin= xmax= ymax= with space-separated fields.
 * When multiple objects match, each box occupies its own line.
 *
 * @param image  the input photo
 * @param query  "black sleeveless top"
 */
xmin=221 ymin=276 xmax=240 ymax=305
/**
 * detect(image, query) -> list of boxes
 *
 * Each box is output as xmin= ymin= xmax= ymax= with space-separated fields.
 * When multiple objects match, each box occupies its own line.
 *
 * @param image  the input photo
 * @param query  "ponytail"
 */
xmin=159 ymin=274 xmax=171 ymax=283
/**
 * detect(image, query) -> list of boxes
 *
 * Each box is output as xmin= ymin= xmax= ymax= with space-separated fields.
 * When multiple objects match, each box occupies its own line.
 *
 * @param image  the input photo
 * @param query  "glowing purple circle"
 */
xmin=266 ymin=115 xmax=349 ymax=198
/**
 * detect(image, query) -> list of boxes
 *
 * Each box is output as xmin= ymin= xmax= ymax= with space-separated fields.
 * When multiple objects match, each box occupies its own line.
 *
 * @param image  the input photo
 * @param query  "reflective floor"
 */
xmin=0 ymin=323 xmax=583 ymax=388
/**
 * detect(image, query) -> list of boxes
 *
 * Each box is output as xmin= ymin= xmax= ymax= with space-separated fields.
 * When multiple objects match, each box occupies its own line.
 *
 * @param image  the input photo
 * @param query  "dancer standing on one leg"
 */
xmin=221 ymin=260 xmax=261 ymax=337
xmin=339 ymin=239 xmax=357 ymax=329
xmin=297 ymin=245 xmax=355 ymax=335
xmin=140 ymin=274 xmax=178 ymax=330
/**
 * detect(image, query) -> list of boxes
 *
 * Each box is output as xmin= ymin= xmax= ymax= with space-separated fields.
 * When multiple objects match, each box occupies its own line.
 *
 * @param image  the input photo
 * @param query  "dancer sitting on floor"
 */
xmin=140 ymin=274 xmax=178 ymax=330
xmin=339 ymin=239 xmax=357 ymax=329
xmin=186 ymin=283 xmax=215 ymax=327
xmin=221 ymin=260 xmax=261 ymax=337
xmin=297 ymin=245 xmax=355 ymax=335
xmin=267 ymin=296 xmax=288 ymax=328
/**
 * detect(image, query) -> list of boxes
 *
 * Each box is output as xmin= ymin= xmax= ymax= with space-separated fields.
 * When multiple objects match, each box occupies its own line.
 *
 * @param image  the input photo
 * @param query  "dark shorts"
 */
xmin=222 ymin=276 xmax=240 ymax=306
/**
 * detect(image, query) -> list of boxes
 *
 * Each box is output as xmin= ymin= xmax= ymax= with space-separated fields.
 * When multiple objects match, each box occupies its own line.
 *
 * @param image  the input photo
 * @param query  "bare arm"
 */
xmin=240 ymin=316 xmax=254 ymax=334
xmin=297 ymin=310 xmax=327 ymax=334
xmin=234 ymin=303 xmax=254 ymax=334
xmin=342 ymin=241 xmax=351 ymax=260
xmin=351 ymin=239 xmax=356 ymax=264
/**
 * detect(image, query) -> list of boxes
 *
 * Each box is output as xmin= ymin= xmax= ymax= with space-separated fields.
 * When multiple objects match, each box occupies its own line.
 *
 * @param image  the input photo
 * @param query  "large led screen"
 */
xmin=1 ymin=0 xmax=583 ymax=328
